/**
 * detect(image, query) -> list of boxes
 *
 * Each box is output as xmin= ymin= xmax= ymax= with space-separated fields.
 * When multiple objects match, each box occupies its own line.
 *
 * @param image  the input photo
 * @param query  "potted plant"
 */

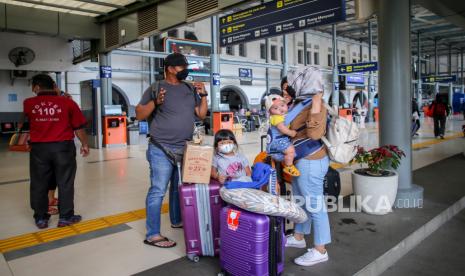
xmin=351 ymin=145 xmax=405 ymax=215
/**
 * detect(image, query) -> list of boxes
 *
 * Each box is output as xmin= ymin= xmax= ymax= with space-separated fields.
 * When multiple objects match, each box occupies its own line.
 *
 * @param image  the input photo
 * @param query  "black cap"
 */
xmin=164 ymin=52 xmax=189 ymax=67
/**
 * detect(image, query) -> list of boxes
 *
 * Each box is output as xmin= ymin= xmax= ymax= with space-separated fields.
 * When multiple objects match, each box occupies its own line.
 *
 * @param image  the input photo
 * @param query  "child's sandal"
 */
xmin=283 ymin=165 xmax=300 ymax=177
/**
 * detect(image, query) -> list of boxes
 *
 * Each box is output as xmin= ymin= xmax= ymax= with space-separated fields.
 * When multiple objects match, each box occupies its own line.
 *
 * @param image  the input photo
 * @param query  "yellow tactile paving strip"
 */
xmin=0 ymin=132 xmax=463 ymax=254
xmin=0 ymin=204 xmax=168 ymax=254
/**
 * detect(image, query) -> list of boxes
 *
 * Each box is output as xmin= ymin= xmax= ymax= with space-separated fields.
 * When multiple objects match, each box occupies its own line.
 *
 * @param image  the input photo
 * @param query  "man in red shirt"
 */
xmin=23 ymin=74 xmax=90 ymax=229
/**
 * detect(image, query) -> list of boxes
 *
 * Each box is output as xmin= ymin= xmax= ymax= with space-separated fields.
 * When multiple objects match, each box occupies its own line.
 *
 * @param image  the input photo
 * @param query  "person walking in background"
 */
xmin=412 ymin=98 xmax=421 ymax=136
xmin=22 ymin=74 xmax=89 ymax=229
xmin=430 ymin=94 xmax=450 ymax=139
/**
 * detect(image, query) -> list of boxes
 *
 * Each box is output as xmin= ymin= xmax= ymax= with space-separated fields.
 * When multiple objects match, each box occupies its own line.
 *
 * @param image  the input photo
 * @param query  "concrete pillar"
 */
xmin=416 ymin=32 xmax=422 ymax=109
xmin=282 ymin=35 xmax=288 ymax=78
xmin=331 ymin=24 xmax=339 ymax=109
xmin=55 ymin=72 xmax=62 ymax=90
xmin=99 ymin=53 xmax=112 ymax=106
xmin=378 ymin=0 xmax=423 ymax=208
xmin=367 ymin=20 xmax=375 ymax=122
xmin=210 ymin=15 xmax=220 ymax=113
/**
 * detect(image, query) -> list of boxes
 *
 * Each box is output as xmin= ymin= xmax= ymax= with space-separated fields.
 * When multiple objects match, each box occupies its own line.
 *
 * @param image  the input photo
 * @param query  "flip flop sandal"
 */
xmin=143 ymin=237 xmax=177 ymax=248
xmin=48 ymin=206 xmax=59 ymax=215
xmin=49 ymin=198 xmax=59 ymax=206
xmin=171 ymin=223 xmax=183 ymax=229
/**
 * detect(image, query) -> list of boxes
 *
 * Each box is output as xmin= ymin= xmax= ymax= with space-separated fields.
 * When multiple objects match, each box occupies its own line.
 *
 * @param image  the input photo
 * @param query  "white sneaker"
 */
xmin=294 ymin=248 xmax=329 ymax=266
xmin=285 ymin=235 xmax=306 ymax=248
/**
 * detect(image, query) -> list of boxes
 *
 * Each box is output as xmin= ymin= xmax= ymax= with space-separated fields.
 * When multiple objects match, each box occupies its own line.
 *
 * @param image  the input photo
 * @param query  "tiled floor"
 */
xmin=0 ymin=115 xmax=464 ymax=276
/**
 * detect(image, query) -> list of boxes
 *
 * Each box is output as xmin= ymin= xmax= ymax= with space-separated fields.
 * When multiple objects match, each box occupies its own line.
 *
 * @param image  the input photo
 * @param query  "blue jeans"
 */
xmin=292 ymin=156 xmax=331 ymax=246
xmin=145 ymin=143 xmax=181 ymax=239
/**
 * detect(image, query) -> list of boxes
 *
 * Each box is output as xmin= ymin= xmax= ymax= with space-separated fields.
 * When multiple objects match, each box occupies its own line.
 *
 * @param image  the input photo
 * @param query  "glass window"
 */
xmin=280 ymin=46 xmax=284 ymax=62
xmin=314 ymin=52 xmax=319 ymax=65
xmin=226 ymin=46 xmax=234 ymax=55
xmin=328 ymin=54 xmax=332 ymax=67
xmin=271 ymin=45 xmax=277 ymax=60
xmin=260 ymin=43 xmax=266 ymax=59
xmin=297 ymin=49 xmax=303 ymax=64
xmin=341 ymin=56 xmax=346 ymax=64
xmin=238 ymin=43 xmax=247 ymax=57
xmin=306 ymin=51 xmax=312 ymax=64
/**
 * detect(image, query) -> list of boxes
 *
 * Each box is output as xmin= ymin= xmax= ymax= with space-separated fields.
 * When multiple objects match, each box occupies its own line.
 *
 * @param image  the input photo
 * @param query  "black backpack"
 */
xmin=323 ymin=166 xmax=341 ymax=203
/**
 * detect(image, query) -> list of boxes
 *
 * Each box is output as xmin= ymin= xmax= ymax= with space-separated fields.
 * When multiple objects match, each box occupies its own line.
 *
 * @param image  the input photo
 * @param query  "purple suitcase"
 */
xmin=179 ymin=179 xmax=222 ymax=262
xmin=220 ymin=205 xmax=285 ymax=276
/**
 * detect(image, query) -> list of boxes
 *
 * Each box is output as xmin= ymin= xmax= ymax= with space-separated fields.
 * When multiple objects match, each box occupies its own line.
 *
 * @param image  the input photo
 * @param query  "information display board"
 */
xmin=346 ymin=74 xmax=365 ymax=86
xmin=219 ymin=0 xmax=346 ymax=47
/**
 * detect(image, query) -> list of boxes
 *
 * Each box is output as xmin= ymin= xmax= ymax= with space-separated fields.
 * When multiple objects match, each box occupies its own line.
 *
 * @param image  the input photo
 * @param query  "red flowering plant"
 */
xmin=353 ymin=145 xmax=406 ymax=176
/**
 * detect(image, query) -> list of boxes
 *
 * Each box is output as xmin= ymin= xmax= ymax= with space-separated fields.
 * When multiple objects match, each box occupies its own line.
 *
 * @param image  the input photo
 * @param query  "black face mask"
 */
xmin=175 ymin=68 xmax=189 ymax=81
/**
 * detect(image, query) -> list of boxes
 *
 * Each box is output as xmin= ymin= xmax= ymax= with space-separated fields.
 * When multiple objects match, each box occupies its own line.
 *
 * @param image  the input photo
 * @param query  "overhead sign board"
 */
xmin=219 ymin=0 xmax=346 ymax=47
xmin=421 ymin=75 xmax=457 ymax=83
xmin=338 ymin=62 xmax=378 ymax=74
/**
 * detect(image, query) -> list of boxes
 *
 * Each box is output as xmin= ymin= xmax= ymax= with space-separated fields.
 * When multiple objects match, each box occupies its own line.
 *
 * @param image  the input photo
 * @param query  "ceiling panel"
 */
xmin=0 ymin=0 xmax=137 ymax=17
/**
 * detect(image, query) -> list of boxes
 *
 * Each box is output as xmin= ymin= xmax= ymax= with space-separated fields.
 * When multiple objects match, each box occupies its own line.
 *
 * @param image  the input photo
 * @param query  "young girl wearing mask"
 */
xmin=211 ymin=129 xmax=252 ymax=184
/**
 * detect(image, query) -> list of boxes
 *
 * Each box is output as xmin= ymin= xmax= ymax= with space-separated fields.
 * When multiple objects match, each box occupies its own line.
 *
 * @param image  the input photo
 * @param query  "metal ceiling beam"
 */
xmin=416 ymin=25 xmax=461 ymax=34
xmin=74 ymin=0 xmax=126 ymax=10
xmin=13 ymin=0 xmax=107 ymax=15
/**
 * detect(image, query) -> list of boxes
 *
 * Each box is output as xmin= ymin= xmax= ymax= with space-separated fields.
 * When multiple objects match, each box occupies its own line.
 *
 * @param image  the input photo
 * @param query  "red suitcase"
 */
xmin=179 ymin=179 xmax=223 ymax=262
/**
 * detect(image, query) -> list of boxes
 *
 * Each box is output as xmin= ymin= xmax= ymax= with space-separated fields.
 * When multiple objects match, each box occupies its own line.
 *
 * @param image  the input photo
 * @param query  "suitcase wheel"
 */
xmin=187 ymin=253 xmax=200 ymax=262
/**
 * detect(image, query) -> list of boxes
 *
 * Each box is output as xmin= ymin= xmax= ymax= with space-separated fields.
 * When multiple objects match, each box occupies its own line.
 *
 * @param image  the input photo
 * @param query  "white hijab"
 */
xmin=287 ymin=66 xmax=324 ymax=99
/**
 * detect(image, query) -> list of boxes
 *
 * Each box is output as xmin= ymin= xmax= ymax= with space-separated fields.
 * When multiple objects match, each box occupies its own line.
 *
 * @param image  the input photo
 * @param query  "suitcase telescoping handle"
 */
xmin=177 ymin=162 xmax=182 ymax=186
xmin=260 ymin=135 xmax=267 ymax=152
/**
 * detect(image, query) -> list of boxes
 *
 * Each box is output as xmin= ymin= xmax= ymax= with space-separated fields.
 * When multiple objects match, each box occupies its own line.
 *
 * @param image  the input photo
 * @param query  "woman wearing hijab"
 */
xmin=284 ymin=67 xmax=331 ymax=267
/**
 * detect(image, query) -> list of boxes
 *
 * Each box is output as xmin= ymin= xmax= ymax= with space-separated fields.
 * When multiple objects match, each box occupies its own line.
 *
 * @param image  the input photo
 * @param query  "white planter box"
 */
xmin=352 ymin=170 xmax=398 ymax=215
